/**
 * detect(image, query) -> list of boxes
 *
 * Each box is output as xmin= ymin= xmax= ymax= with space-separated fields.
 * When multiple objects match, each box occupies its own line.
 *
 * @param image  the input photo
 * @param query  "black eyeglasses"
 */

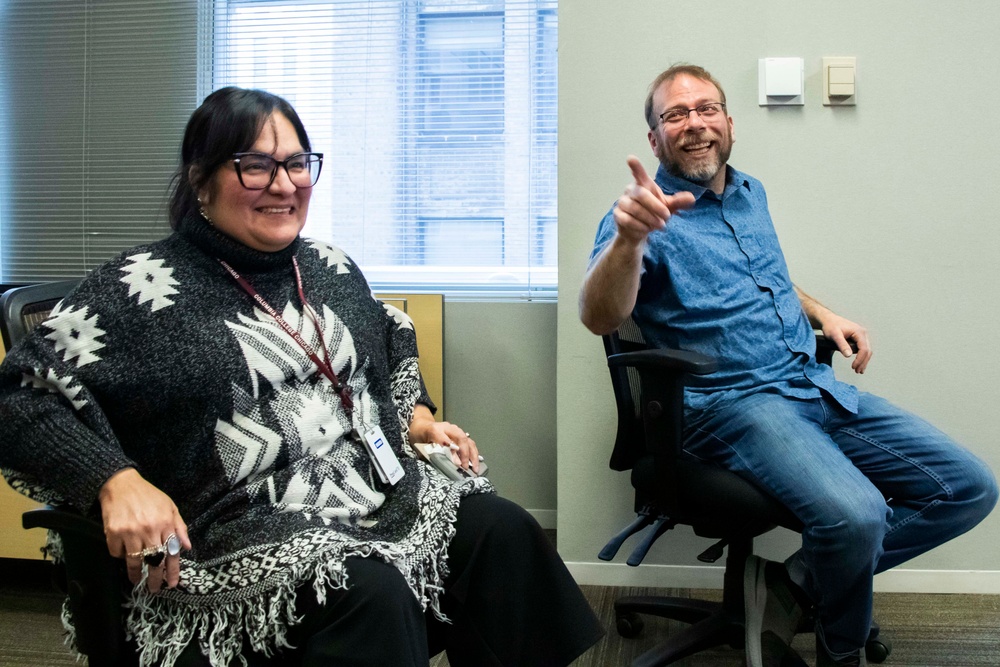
xmin=658 ymin=102 xmax=726 ymax=126
xmin=231 ymin=152 xmax=324 ymax=190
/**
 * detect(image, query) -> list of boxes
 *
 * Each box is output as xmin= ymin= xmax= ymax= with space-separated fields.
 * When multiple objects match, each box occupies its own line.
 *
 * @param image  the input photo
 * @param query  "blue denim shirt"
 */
xmin=590 ymin=164 xmax=858 ymax=414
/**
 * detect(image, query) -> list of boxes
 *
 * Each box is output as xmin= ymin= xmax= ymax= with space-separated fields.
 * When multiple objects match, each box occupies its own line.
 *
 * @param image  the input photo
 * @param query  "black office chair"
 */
xmin=1 ymin=280 xmax=139 ymax=667
xmin=2 ymin=282 xmax=454 ymax=667
xmin=0 ymin=280 xmax=81 ymax=346
xmin=598 ymin=318 xmax=890 ymax=667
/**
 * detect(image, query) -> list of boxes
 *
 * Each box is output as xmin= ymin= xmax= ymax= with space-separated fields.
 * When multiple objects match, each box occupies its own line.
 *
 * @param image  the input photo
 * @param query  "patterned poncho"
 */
xmin=0 ymin=213 xmax=491 ymax=666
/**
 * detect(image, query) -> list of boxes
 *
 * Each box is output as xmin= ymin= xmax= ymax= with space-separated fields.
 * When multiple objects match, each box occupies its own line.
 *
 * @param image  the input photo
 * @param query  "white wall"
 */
xmin=557 ymin=0 xmax=1000 ymax=592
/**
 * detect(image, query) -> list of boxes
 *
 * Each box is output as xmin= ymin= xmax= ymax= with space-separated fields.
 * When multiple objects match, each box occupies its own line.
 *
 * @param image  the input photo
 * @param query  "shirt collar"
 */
xmin=654 ymin=163 xmax=751 ymax=200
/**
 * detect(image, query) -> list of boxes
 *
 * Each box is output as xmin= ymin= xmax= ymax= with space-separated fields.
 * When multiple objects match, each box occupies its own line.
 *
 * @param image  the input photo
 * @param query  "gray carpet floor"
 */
xmin=564 ymin=585 xmax=1000 ymax=667
xmin=2 ymin=558 xmax=998 ymax=666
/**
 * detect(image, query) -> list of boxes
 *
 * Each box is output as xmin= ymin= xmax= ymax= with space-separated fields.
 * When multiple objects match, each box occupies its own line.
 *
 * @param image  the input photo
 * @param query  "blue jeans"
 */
xmin=683 ymin=391 xmax=997 ymax=660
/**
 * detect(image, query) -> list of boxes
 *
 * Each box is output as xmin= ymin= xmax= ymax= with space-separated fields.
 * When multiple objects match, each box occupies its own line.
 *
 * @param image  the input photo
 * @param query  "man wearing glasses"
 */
xmin=579 ymin=64 xmax=997 ymax=667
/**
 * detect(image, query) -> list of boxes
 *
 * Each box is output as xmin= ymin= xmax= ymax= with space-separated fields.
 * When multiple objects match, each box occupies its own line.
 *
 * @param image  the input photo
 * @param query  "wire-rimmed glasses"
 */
xmin=658 ymin=102 xmax=727 ymax=126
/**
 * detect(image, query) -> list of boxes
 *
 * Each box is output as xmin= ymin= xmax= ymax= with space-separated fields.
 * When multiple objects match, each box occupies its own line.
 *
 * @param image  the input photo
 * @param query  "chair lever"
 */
xmin=598 ymin=513 xmax=655 ymax=561
xmin=626 ymin=516 xmax=677 ymax=566
xmin=697 ymin=538 xmax=727 ymax=563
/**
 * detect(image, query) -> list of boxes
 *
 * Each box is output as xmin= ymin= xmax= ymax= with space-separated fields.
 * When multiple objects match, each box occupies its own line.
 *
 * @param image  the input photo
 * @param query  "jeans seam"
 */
xmin=680 ymin=427 xmax=715 ymax=463
xmin=888 ymin=498 xmax=943 ymax=535
xmin=684 ymin=426 xmax=761 ymax=484
xmin=836 ymin=426 xmax=953 ymax=536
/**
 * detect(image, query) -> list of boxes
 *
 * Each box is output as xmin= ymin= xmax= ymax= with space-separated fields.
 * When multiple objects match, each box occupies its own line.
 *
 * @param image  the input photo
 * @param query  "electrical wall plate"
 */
xmin=758 ymin=57 xmax=804 ymax=106
xmin=823 ymin=56 xmax=857 ymax=106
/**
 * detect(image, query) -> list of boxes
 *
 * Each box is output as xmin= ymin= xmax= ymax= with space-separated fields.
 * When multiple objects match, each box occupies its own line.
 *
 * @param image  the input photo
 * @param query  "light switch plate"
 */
xmin=823 ymin=56 xmax=857 ymax=106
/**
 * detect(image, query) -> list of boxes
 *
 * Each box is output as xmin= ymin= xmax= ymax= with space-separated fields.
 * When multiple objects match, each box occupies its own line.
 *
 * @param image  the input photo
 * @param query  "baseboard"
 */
xmin=868 ymin=568 xmax=1000 ymax=594
xmin=565 ymin=561 xmax=1000 ymax=594
xmin=567 ymin=561 xmax=726 ymax=589
xmin=527 ymin=509 xmax=557 ymax=530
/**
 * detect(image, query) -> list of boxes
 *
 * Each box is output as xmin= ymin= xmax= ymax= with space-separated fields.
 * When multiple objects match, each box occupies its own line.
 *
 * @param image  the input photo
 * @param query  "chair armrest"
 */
xmin=23 ymin=506 xmax=134 ymax=662
xmin=606 ymin=349 xmax=714 ymax=475
xmin=610 ymin=335 xmax=848 ymax=373
xmin=608 ymin=348 xmax=718 ymax=375
xmin=814 ymin=332 xmax=858 ymax=367
xmin=22 ymin=506 xmax=106 ymax=543
xmin=604 ymin=332 xmax=849 ymax=477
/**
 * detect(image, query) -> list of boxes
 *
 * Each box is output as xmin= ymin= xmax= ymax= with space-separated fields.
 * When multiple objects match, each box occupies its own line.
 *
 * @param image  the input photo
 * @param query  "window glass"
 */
xmin=0 ymin=1 xmax=557 ymax=299
xmin=213 ymin=0 xmax=558 ymax=297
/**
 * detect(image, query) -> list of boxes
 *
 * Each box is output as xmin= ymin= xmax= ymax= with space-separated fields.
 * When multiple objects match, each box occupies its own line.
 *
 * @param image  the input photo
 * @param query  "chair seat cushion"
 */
xmin=631 ymin=455 xmax=803 ymax=538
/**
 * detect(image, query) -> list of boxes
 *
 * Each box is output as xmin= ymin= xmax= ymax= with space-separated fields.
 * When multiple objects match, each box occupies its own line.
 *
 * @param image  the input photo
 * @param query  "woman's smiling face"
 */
xmin=199 ymin=112 xmax=312 ymax=253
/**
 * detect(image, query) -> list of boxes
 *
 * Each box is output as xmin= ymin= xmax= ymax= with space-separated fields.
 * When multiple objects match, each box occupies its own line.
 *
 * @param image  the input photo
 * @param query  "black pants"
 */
xmin=175 ymin=493 xmax=604 ymax=666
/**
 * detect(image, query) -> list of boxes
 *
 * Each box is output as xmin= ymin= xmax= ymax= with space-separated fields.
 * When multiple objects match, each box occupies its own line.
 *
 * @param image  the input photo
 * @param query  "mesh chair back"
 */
xmin=2 ymin=280 xmax=138 ymax=664
xmin=0 ymin=280 xmax=81 ymax=349
xmin=602 ymin=318 xmax=652 ymax=472
xmin=21 ymin=301 xmax=60 ymax=335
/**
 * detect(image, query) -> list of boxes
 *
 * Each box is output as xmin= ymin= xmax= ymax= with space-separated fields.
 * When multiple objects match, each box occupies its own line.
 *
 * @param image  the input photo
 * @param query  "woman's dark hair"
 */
xmin=168 ymin=87 xmax=312 ymax=228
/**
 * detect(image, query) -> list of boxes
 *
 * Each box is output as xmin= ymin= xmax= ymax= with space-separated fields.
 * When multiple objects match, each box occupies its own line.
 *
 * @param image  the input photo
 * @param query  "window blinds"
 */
xmin=0 ymin=0 xmax=557 ymax=298
xmin=0 ymin=0 xmax=199 ymax=282
xmin=212 ymin=0 xmax=558 ymax=297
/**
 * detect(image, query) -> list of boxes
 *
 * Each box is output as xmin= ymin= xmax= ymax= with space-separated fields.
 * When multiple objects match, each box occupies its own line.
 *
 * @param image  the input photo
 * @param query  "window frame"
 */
xmin=209 ymin=0 xmax=558 ymax=300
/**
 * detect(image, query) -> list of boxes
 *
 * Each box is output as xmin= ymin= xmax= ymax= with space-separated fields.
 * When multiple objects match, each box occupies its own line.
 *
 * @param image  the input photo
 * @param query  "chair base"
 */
xmin=614 ymin=585 xmax=892 ymax=667
xmin=615 ymin=596 xmax=742 ymax=667
xmin=613 ymin=534 xmax=753 ymax=667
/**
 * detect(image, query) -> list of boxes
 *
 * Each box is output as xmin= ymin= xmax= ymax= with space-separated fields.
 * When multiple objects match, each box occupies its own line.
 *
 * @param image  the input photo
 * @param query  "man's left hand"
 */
xmin=821 ymin=315 xmax=872 ymax=374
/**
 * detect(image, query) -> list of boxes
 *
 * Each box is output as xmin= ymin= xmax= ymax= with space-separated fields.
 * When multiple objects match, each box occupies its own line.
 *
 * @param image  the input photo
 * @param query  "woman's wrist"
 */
xmin=408 ymin=419 xmax=434 ymax=443
xmin=408 ymin=404 xmax=436 ymax=438
xmin=98 ymin=466 xmax=138 ymax=503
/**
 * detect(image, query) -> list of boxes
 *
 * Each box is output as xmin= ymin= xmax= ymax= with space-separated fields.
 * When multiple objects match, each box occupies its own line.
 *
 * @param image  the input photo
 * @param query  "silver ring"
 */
xmin=138 ymin=533 xmax=182 ymax=567
xmin=464 ymin=432 xmax=470 ymax=437
xmin=166 ymin=533 xmax=181 ymax=557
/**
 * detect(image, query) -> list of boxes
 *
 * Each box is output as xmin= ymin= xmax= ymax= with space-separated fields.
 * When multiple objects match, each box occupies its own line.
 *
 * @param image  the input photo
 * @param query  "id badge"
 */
xmin=361 ymin=425 xmax=405 ymax=485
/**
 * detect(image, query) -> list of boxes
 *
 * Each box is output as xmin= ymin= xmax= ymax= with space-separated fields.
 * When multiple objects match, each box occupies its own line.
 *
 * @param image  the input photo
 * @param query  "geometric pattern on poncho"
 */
xmin=43 ymin=302 xmax=106 ymax=368
xmin=119 ymin=252 xmax=181 ymax=312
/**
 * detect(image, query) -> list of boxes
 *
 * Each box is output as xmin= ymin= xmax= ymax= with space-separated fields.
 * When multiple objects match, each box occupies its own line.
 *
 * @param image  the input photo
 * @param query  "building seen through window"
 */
xmin=213 ymin=0 xmax=558 ymax=297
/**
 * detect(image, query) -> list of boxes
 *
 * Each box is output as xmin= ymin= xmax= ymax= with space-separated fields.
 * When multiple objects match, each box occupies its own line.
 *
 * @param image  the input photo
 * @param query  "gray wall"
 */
xmin=556 ymin=1 xmax=1000 ymax=591
xmin=444 ymin=301 xmax=558 ymax=527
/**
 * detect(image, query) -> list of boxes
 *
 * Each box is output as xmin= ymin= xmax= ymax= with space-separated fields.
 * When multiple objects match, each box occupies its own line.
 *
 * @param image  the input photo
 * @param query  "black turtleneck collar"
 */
xmin=177 ymin=210 xmax=302 ymax=273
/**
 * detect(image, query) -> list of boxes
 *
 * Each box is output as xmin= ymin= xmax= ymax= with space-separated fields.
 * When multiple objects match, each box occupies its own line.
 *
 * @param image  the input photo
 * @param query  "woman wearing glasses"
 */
xmin=0 ymin=87 xmax=602 ymax=667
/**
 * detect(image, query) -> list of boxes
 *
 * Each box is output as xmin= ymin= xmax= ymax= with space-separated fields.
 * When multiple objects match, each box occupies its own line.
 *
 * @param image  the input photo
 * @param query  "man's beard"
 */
xmin=661 ymin=132 xmax=732 ymax=185
xmin=668 ymin=157 xmax=721 ymax=184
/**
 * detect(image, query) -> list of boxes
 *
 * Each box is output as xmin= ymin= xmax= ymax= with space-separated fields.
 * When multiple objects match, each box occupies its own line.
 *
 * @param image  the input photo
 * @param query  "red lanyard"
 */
xmin=218 ymin=257 xmax=354 ymax=415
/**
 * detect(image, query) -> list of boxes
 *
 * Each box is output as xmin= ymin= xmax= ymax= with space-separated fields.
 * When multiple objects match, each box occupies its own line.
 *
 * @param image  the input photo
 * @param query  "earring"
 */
xmin=197 ymin=196 xmax=214 ymax=225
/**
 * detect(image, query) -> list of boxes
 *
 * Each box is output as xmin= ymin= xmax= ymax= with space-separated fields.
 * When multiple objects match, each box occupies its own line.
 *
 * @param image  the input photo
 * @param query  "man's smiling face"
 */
xmin=648 ymin=73 xmax=734 ymax=192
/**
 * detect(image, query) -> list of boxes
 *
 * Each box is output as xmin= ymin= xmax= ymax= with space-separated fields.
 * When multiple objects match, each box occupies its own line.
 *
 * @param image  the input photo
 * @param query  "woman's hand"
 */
xmin=408 ymin=404 xmax=481 ymax=474
xmin=98 ymin=467 xmax=192 ymax=593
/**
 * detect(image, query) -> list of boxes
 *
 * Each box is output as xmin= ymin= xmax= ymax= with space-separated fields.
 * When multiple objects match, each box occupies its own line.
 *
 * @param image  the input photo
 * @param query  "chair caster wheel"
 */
xmin=616 ymin=611 xmax=644 ymax=638
xmin=865 ymin=638 xmax=891 ymax=663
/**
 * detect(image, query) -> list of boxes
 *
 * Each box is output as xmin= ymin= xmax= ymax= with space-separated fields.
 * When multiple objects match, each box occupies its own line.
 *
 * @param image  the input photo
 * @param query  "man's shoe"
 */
xmin=744 ymin=555 xmax=806 ymax=667
xmin=816 ymin=643 xmax=866 ymax=667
